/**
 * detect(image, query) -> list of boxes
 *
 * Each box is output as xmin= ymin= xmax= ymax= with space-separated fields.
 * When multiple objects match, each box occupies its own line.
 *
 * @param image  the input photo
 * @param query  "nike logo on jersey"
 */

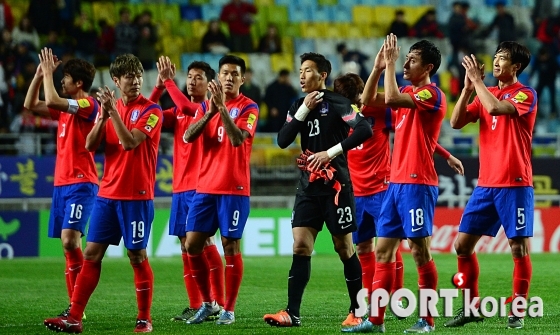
xmin=132 ymin=239 xmax=143 ymax=244
xmin=177 ymin=115 xmax=185 ymax=119
xmin=411 ymin=227 xmax=423 ymax=232
xmin=341 ymin=224 xmax=352 ymax=229
xmin=229 ymin=228 xmax=238 ymax=232
xmin=395 ymin=115 xmax=406 ymax=129
xmin=516 ymin=226 xmax=526 ymax=230
xmin=68 ymin=220 xmax=79 ymax=224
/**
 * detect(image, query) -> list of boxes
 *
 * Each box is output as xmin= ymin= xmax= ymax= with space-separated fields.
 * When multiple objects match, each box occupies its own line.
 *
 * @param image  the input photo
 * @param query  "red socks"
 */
xmin=132 ymin=259 xmax=154 ymax=321
xmin=64 ymin=247 xmax=84 ymax=301
xmin=512 ymin=255 xmax=532 ymax=313
xmin=204 ymin=245 xmax=225 ymax=307
xmin=458 ymin=253 xmax=480 ymax=301
xmin=418 ymin=259 xmax=438 ymax=327
xmin=369 ymin=262 xmax=396 ymax=325
xmin=70 ymin=260 xmax=101 ymax=322
xmin=181 ymin=253 xmax=202 ymax=308
xmin=393 ymin=248 xmax=404 ymax=294
xmin=188 ymin=253 xmax=213 ymax=302
xmin=224 ymin=253 xmax=243 ymax=312
xmin=358 ymin=252 xmax=375 ymax=297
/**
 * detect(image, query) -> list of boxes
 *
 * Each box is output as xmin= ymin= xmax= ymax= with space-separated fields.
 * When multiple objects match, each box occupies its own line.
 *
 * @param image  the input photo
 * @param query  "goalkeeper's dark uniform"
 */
xmin=277 ymin=89 xmax=371 ymax=234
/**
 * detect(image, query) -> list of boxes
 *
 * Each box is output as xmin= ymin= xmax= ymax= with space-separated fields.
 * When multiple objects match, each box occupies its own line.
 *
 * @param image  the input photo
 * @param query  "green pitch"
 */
xmin=0 ymin=253 xmax=558 ymax=334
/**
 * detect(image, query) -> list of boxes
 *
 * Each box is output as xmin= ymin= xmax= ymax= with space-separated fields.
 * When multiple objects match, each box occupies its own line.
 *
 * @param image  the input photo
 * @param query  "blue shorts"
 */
xmin=187 ymin=193 xmax=249 ymax=239
xmin=48 ymin=183 xmax=98 ymax=238
xmin=377 ymin=183 xmax=438 ymax=239
xmin=352 ymin=191 xmax=386 ymax=244
xmin=169 ymin=190 xmax=196 ymax=237
xmin=459 ymin=186 xmax=534 ymax=238
xmin=87 ymin=197 xmax=154 ymax=250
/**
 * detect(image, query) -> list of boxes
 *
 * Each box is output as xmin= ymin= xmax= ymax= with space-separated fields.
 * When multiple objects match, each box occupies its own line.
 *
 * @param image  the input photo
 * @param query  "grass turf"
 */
xmin=0 ymin=253 xmax=558 ymax=334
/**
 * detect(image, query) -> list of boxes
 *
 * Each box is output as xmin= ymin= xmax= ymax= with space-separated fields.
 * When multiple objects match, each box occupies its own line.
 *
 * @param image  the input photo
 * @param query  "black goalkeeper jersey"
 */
xmin=277 ymin=89 xmax=370 ymax=196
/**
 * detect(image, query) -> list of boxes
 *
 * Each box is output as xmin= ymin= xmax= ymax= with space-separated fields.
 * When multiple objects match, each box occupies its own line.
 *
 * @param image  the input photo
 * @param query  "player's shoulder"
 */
xmin=323 ymin=89 xmax=352 ymax=104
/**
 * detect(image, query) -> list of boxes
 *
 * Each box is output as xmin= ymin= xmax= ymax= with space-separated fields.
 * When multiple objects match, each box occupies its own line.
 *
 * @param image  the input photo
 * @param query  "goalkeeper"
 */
xmin=263 ymin=52 xmax=372 ymax=329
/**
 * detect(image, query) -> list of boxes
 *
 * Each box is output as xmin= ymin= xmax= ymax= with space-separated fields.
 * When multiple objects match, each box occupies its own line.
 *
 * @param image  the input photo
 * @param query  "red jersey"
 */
xmin=466 ymin=82 xmax=537 ymax=187
xmin=48 ymin=96 xmax=99 ymax=186
xmin=347 ymin=105 xmax=394 ymax=196
xmin=162 ymin=106 xmax=204 ymax=192
xmin=195 ymin=94 xmax=259 ymax=196
xmin=391 ymin=84 xmax=446 ymax=186
xmin=98 ymin=95 xmax=162 ymax=200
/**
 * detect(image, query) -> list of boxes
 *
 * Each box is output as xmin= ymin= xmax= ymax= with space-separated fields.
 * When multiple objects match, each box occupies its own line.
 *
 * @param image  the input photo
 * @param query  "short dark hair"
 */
xmin=336 ymin=43 xmax=346 ymax=53
xmin=219 ymin=54 xmax=246 ymax=74
xmin=188 ymin=61 xmax=215 ymax=81
xmin=300 ymin=52 xmax=332 ymax=78
xmin=333 ymin=73 xmax=364 ymax=104
xmin=63 ymin=58 xmax=96 ymax=91
xmin=495 ymin=41 xmax=531 ymax=75
xmin=279 ymin=69 xmax=290 ymax=77
xmin=395 ymin=9 xmax=405 ymax=15
xmin=110 ymin=54 xmax=143 ymax=78
xmin=409 ymin=40 xmax=441 ymax=77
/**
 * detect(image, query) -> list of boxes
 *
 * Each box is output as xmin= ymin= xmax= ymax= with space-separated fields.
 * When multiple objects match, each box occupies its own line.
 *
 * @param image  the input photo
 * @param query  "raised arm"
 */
xmin=383 ymin=34 xmax=416 ymax=108
xmin=450 ymin=55 xmax=484 ymax=129
xmin=277 ymin=92 xmax=323 ymax=148
xmin=23 ymin=62 xmax=49 ymax=116
xmin=158 ymin=56 xmax=198 ymax=116
xmin=40 ymin=48 xmax=70 ymax=112
xmin=362 ymin=43 xmax=387 ymax=107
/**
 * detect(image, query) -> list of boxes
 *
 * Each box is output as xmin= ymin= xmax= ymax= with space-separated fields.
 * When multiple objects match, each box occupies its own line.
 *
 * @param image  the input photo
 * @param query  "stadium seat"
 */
xmin=288 ymin=5 xmax=312 ymax=22
xmin=266 ymin=5 xmax=289 ymax=26
xmin=179 ymin=5 xmax=203 ymax=21
xmin=160 ymin=4 xmax=181 ymax=24
xmin=271 ymin=53 xmax=294 ymax=73
xmin=201 ymin=4 xmax=222 ymax=21
xmin=299 ymin=23 xmax=326 ymax=38
xmin=275 ymin=0 xmax=292 ymax=6
xmin=255 ymin=0 xmax=275 ymax=6
xmin=167 ymin=0 xmax=189 ymax=4
xmin=230 ymin=52 xmax=251 ymax=69
xmin=172 ymin=20 xmax=192 ymax=38
xmin=181 ymin=53 xmax=204 ymax=72
xmin=330 ymin=5 xmax=351 ymax=23
xmin=189 ymin=0 xmax=209 ymax=5
xmin=281 ymin=37 xmax=294 ymax=54
xmin=202 ymin=53 xmax=224 ymax=69
xmin=318 ymin=0 xmax=338 ymax=5
xmin=371 ymin=6 xmax=395 ymax=34
xmin=294 ymin=38 xmax=316 ymax=55
xmin=339 ymin=0 xmax=362 ymax=6
xmin=93 ymin=2 xmax=117 ymax=26
xmin=283 ymin=23 xmax=302 ymax=38
xmin=310 ymin=6 xmax=331 ymax=22
xmin=191 ymin=20 xmax=208 ymax=39
xmin=352 ymin=5 xmax=375 ymax=24
xmin=323 ymin=24 xmax=344 ymax=39
xmin=162 ymin=37 xmax=185 ymax=66
xmin=314 ymin=38 xmax=338 ymax=56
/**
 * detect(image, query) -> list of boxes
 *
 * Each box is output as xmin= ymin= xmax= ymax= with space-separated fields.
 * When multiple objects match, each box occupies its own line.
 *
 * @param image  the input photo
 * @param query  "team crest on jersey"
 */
xmin=512 ymin=91 xmax=528 ymax=103
xmin=503 ymin=93 xmax=511 ymax=99
xmin=414 ymin=89 xmax=432 ymax=101
xmin=229 ymin=108 xmax=240 ymax=119
xmin=319 ymin=102 xmax=329 ymax=115
xmin=131 ymin=110 xmax=140 ymax=122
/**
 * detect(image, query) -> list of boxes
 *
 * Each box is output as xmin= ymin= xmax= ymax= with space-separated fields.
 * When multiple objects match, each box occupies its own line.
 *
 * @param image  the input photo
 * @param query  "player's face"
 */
xmin=61 ymin=74 xmax=79 ymax=96
xmin=493 ymin=51 xmax=516 ymax=80
xmin=116 ymin=72 xmax=143 ymax=99
xmin=403 ymin=50 xmax=429 ymax=82
xmin=299 ymin=60 xmax=324 ymax=93
xmin=218 ymin=64 xmax=244 ymax=96
xmin=186 ymin=68 xmax=208 ymax=101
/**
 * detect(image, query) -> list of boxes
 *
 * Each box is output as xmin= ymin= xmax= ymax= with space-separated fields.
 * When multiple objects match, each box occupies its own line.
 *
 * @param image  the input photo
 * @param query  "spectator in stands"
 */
xmin=95 ymin=19 xmax=115 ymax=67
xmin=531 ymin=0 xmax=554 ymax=37
xmin=411 ymin=8 xmax=444 ymax=39
xmin=220 ymin=0 xmax=257 ymax=53
xmin=58 ymin=0 xmax=80 ymax=36
xmin=258 ymin=24 xmax=282 ymax=54
xmin=71 ymin=12 xmax=97 ymax=64
xmin=135 ymin=10 xmax=158 ymax=70
xmin=12 ymin=15 xmax=40 ymax=52
xmin=114 ymin=7 xmax=138 ymax=56
xmin=531 ymin=45 xmax=558 ymax=118
xmin=0 ymin=0 xmax=14 ymax=32
xmin=201 ymin=19 xmax=230 ymax=54
xmin=27 ymin=0 xmax=60 ymax=35
xmin=262 ymin=69 xmax=298 ymax=133
xmin=240 ymin=67 xmax=261 ymax=106
xmin=336 ymin=43 xmax=369 ymax=83
xmin=482 ymin=1 xmax=516 ymax=43
xmin=12 ymin=42 xmax=37 ymax=118
xmin=388 ymin=9 xmax=410 ymax=38
xmin=44 ymin=31 xmax=68 ymax=61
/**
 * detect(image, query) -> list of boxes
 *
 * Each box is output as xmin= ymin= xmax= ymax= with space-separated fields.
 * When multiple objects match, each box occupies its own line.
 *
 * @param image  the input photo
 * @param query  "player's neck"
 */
xmin=498 ymin=77 xmax=517 ymax=89
xmin=121 ymin=94 xmax=140 ymax=105
xmin=225 ymin=92 xmax=239 ymax=102
xmin=191 ymin=95 xmax=205 ymax=103
xmin=70 ymin=90 xmax=88 ymax=100
xmin=410 ymin=78 xmax=431 ymax=91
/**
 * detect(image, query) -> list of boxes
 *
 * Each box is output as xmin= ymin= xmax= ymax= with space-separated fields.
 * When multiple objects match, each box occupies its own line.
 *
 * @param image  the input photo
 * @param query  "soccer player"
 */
xmin=182 ymin=55 xmax=259 ymax=326
xmin=23 ymin=47 xmax=99 ymax=317
xmin=44 ymin=53 xmax=163 ymax=334
xmin=334 ymin=73 xmax=464 ymax=324
xmin=148 ymin=56 xmax=225 ymax=321
xmin=444 ymin=42 xmax=536 ymax=329
xmin=263 ymin=53 xmax=372 ymax=328
xmin=342 ymin=34 xmax=446 ymax=333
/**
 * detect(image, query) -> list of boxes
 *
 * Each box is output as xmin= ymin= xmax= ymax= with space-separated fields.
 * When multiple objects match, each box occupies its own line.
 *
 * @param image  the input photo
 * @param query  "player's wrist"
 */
xmin=327 ymin=143 xmax=343 ymax=159
xmin=294 ymin=104 xmax=311 ymax=121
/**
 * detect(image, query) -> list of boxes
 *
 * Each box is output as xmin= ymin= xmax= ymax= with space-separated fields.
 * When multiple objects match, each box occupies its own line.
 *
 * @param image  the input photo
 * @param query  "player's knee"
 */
xmin=292 ymin=243 xmax=313 ymax=256
xmin=127 ymin=249 xmax=147 ymax=264
xmin=61 ymin=238 xmax=81 ymax=251
xmin=454 ymin=238 xmax=473 ymax=256
xmin=222 ymin=238 xmax=240 ymax=256
xmin=410 ymin=246 xmax=430 ymax=265
xmin=509 ymin=239 xmax=529 ymax=257
xmin=356 ymin=240 xmax=374 ymax=255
